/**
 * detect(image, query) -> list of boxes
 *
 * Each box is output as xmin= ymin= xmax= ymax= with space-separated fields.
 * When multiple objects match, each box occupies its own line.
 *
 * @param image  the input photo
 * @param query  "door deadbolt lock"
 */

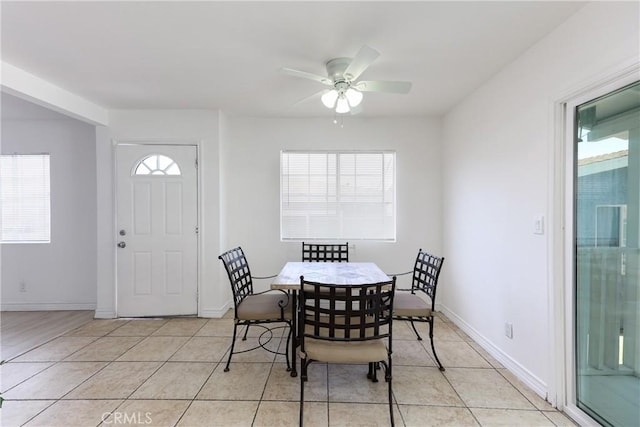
xmin=119 ymin=229 xmax=126 ymax=236
xmin=117 ymin=241 xmax=126 ymax=248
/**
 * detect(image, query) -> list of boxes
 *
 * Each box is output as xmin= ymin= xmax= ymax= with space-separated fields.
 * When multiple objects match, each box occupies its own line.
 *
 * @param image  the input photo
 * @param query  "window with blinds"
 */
xmin=0 ymin=154 xmax=51 ymax=243
xmin=280 ymin=150 xmax=395 ymax=241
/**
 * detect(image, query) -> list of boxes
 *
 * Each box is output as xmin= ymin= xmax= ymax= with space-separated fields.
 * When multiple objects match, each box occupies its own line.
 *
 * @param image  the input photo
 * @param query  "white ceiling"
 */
xmin=1 ymin=1 xmax=586 ymax=118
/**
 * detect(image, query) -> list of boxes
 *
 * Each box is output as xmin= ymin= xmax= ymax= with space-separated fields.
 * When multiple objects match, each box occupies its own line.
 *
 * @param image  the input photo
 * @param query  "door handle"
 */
xmin=117 ymin=241 xmax=126 ymax=248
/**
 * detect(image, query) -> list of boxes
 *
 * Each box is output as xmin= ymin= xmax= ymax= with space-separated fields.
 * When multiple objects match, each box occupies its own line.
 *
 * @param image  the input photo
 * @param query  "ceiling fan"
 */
xmin=281 ymin=45 xmax=412 ymax=115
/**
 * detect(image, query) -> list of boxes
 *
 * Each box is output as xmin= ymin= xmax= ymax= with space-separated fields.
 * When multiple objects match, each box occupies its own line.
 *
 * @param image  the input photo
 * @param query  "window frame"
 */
xmin=0 ymin=153 xmax=51 ymax=244
xmin=280 ymin=149 xmax=396 ymax=242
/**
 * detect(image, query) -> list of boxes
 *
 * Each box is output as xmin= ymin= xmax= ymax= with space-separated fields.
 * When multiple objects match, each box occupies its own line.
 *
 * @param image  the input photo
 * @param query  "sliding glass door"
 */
xmin=575 ymin=81 xmax=640 ymax=427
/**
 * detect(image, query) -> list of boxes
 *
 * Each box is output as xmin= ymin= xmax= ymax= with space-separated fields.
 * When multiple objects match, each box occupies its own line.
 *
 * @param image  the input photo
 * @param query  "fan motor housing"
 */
xmin=326 ymin=57 xmax=351 ymax=81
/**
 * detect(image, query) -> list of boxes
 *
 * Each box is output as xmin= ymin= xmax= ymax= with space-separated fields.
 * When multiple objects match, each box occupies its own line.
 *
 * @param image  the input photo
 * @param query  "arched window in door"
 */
xmin=133 ymin=154 xmax=181 ymax=176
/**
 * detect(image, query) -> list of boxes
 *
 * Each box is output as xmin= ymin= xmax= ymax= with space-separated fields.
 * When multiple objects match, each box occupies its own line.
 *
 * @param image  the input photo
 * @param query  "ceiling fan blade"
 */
xmin=280 ymin=67 xmax=332 ymax=85
xmin=344 ymin=45 xmax=380 ymax=81
xmin=354 ymin=80 xmax=412 ymax=94
xmin=293 ymin=89 xmax=326 ymax=106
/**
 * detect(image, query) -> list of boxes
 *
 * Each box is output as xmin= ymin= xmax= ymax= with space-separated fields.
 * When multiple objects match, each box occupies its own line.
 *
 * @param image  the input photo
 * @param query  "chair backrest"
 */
xmin=299 ymin=277 xmax=396 ymax=344
xmin=411 ymin=249 xmax=445 ymax=309
xmin=301 ymin=242 xmax=349 ymax=262
xmin=218 ymin=246 xmax=254 ymax=310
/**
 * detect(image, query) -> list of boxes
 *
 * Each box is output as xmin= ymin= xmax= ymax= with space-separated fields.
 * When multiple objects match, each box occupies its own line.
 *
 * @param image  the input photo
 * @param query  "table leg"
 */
xmin=290 ymin=289 xmax=298 ymax=377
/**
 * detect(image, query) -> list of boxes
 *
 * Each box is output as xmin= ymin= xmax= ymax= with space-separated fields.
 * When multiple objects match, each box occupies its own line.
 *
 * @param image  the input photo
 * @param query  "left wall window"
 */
xmin=0 ymin=154 xmax=51 ymax=243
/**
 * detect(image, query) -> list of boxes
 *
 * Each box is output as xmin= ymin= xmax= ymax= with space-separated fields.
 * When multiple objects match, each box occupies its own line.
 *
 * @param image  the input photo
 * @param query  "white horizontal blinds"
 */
xmin=281 ymin=151 xmax=395 ymax=240
xmin=0 ymin=154 xmax=51 ymax=243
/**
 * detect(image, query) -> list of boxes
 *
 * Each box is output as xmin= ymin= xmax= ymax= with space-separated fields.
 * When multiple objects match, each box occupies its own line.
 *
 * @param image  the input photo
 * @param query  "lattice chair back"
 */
xmin=299 ymin=279 xmax=396 ymax=345
xmin=218 ymin=246 xmax=254 ymax=310
xmin=411 ymin=250 xmax=445 ymax=309
xmin=301 ymin=242 xmax=349 ymax=262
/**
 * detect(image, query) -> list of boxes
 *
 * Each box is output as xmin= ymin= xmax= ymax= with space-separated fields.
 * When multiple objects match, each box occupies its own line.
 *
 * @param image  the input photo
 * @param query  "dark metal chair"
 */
xmin=218 ymin=246 xmax=292 ymax=372
xmin=301 ymin=242 xmax=349 ymax=262
xmin=393 ymin=249 xmax=446 ymax=371
xmin=299 ymin=277 xmax=396 ymax=426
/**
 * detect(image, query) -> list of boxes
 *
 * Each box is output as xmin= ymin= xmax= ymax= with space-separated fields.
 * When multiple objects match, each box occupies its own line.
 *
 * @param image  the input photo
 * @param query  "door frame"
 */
xmin=113 ymin=140 xmax=201 ymax=317
xmin=550 ymin=60 xmax=639 ymax=425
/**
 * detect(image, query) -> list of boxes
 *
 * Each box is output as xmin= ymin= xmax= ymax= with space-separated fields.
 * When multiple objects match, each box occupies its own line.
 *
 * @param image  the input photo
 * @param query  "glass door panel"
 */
xmin=575 ymin=81 xmax=640 ymax=427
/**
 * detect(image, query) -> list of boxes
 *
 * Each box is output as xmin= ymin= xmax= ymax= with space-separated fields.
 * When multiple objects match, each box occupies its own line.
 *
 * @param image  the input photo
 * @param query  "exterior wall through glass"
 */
xmin=575 ymin=80 xmax=640 ymax=427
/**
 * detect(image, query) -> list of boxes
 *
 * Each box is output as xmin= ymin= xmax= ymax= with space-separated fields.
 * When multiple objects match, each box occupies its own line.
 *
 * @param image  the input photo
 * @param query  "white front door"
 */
xmin=116 ymin=144 xmax=198 ymax=317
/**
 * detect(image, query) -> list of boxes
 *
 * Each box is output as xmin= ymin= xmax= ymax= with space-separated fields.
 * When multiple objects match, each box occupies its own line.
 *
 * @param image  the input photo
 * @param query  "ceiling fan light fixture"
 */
xmin=335 ymin=95 xmax=351 ymax=114
xmin=321 ymin=90 xmax=339 ymax=109
xmin=345 ymin=88 xmax=363 ymax=108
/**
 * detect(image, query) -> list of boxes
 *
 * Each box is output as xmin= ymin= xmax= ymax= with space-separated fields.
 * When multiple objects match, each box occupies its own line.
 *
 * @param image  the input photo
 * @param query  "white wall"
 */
xmin=441 ymin=1 xmax=639 ymax=398
xmin=95 ymin=109 xmax=223 ymax=318
xmin=1 ymin=96 xmax=97 ymax=309
xmin=222 ymin=117 xmax=442 ymax=293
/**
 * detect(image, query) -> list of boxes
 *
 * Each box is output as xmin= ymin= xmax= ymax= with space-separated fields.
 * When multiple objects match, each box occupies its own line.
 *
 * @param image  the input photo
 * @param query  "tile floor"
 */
xmin=0 ymin=312 xmax=578 ymax=426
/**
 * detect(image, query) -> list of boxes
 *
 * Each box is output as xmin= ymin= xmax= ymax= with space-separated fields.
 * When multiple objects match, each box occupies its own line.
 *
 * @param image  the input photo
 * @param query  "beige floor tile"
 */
xmin=328 ymin=402 xmax=399 ymax=427
xmin=64 ymin=336 xmax=143 ymax=361
xmin=0 ymin=400 xmax=54 ymax=427
xmin=498 ymin=368 xmax=553 ymax=410
xmin=24 ymin=399 xmax=122 ymax=427
xmin=131 ymin=362 xmax=214 ymax=399
xmin=197 ymin=362 xmax=271 ymax=400
xmin=264 ymin=362 xmax=327 ymax=402
xmin=0 ymin=362 xmax=53 ymax=392
xmin=399 ymin=405 xmax=480 ymax=427
xmin=469 ymin=342 xmax=505 ymax=369
xmin=108 ymin=319 xmax=168 ymax=336
xmin=169 ymin=336 xmax=230 ymax=362
xmin=194 ymin=318 xmax=235 ymax=336
xmin=116 ymin=336 xmax=189 ymax=361
xmin=428 ymin=340 xmax=491 ymax=368
xmin=12 ymin=336 xmax=97 ymax=362
xmin=2 ymin=361 xmax=106 ymax=399
xmin=393 ymin=365 xmax=464 ymax=406
xmin=225 ymin=336 xmax=279 ymax=363
xmin=254 ymin=400 xmax=328 ymax=427
xmin=328 ymin=364 xmax=392 ymax=404
xmin=151 ymin=317 xmax=208 ymax=336
xmin=101 ymin=399 xmax=190 ymax=426
xmin=392 ymin=321 xmax=421 ymax=340
xmin=470 ymin=408 xmax=555 ymax=426
xmin=64 ymin=361 xmax=161 ymax=399
xmin=66 ymin=319 xmax=129 ymax=337
xmin=177 ymin=400 xmax=259 ymax=426
xmin=407 ymin=319 xmax=465 ymax=342
xmin=393 ymin=339 xmax=437 ymax=366
xmin=445 ymin=368 xmax=535 ymax=410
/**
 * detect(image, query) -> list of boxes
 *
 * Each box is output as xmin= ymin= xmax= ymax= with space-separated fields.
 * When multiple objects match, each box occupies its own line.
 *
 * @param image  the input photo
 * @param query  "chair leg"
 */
xmin=387 ymin=359 xmax=394 ymax=427
xmin=409 ymin=319 xmax=423 ymax=341
xmin=367 ymin=362 xmax=379 ymax=382
xmin=224 ymin=322 xmax=239 ymax=372
xmin=242 ymin=324 xmax=250 ymax=340
xmin=429 ymin=318 xmax=445 ymax=371
xmin=285 ymin=322 xmax=292 ymax=371
xmin=300 ymin=359 xmax=307 ymax=426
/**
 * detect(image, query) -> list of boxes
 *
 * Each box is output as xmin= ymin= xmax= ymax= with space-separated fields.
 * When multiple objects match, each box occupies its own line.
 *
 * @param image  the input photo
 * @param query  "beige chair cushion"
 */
xmin=393 ymin=292 xmax=432 ymax=317
xmin=300 ymin=338 xmax=388 ymax=363
xmin=237 ymin=292 xmax=292 ymax=321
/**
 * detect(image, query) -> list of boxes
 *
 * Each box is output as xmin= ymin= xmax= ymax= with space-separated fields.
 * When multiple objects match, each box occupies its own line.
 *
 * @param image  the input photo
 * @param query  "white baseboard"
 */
xmin=439 ymin=304 xmax=549 ymax=401
xmin=1 ymin=302 xmax=96 ymax=311
xmin=199 ymin=300 xmax=231 ymax=318
xmin=94 ymin=309 xmax=117 ymax=319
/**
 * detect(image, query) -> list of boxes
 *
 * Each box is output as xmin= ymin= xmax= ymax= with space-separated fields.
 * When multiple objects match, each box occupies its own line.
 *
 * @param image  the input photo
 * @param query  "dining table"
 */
xmin=271 ymin=261 xmax=390 ymax=377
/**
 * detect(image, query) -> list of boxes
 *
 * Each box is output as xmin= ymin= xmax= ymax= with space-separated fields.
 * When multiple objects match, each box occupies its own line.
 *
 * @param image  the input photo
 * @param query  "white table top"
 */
xmin=271 ymin=262 xmax=390 ymax=290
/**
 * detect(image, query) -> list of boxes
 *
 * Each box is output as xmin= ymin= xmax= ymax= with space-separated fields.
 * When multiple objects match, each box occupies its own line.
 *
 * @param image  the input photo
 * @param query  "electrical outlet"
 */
xmin=19 ymin=282 xmax=27 ymax=292
xmin=505 ymin=322 xmax=513 ymax=339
